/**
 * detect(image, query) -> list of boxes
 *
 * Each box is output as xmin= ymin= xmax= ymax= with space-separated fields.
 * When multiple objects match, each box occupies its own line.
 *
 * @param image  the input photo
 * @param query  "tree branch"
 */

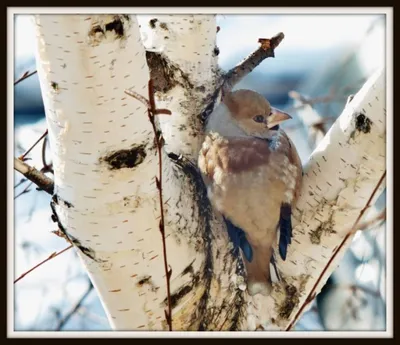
xmin=14 ymin=157 xmax=54 ymax=195
xmin=286 ymin=170 xmax=386 ymax=330
xmin=222 ymin=32 xmax=285 ymax=93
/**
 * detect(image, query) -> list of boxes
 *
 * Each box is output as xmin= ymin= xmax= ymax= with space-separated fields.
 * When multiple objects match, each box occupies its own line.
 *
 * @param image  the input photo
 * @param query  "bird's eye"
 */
xmin=253 ymin=115 xmax=265 ymax=123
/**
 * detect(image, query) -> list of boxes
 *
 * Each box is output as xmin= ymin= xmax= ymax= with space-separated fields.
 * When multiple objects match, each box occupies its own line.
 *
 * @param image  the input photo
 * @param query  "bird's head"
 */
xmin=223 ymin=89 xmax=292 ymax=139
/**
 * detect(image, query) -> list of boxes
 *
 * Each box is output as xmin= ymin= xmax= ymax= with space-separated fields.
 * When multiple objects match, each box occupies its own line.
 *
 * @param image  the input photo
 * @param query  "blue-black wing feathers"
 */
xmin=271 ymin=251 xmax=282 ymax=281
xmin=223 ymin=217 xmax=253 ymax=262
xmin=278 ymin=203 xmax=292 ymax=261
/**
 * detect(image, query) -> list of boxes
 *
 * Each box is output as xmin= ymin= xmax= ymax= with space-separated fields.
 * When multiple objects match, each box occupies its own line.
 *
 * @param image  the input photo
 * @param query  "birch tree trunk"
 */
xmin=32 ymin=14 xmax=386 ymax=331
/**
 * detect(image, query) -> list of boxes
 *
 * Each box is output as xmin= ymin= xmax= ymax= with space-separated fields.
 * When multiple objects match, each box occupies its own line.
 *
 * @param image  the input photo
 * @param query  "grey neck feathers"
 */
xmin=206 ymin=103 xmax=280 ymax=142
xmin=205 ymin=103 xmax=247 ymax=137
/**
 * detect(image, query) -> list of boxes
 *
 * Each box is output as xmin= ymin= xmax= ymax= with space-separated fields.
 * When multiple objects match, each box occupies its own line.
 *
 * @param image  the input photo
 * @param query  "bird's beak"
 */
xmin=267 ymin=107 xmax=292 ymax=129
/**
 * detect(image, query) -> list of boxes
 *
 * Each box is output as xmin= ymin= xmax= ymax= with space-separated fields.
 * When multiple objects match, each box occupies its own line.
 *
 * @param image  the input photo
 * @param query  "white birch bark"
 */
xmin=245 ymin=68 xmax=386 ymax=330
xmin=32 ymin=13 xmax=386 ymax=331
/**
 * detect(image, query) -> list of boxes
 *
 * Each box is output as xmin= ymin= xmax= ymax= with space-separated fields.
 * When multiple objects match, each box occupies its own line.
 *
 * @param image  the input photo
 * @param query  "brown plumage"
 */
xmin=198 ymin=89 xmax=302 ymax=296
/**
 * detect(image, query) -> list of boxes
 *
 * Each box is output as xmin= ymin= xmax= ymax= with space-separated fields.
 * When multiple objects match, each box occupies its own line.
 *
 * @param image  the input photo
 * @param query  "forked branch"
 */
xmin=286 ymin=170 xmax=386 ymax=330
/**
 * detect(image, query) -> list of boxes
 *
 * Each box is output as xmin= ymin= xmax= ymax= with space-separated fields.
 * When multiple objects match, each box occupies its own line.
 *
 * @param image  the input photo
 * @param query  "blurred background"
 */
xmin=13 ymin=13 xmax=386 ymax=331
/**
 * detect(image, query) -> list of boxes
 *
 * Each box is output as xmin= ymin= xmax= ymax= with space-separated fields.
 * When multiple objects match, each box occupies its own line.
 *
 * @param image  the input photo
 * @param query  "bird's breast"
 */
xmin=198 ymin=132 xmax=299 ymax=239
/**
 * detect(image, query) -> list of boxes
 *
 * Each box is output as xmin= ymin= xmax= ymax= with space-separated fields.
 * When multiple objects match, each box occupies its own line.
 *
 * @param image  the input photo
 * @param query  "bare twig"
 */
xmin=343 ymin=284 xmax=381 ymax=298
xmin=286 ymin=80 xmax=366 ymax=113
xmin=353 ymin=208 xmax=386 ymax=233
xmin=288 ymin=90 xmax=338 ymax=109
xmin=14 ymin=177 xmax=28 ymax=189
xmin=56 ymin=281 xmax=94 ymax=330
xmin=14 ymin=157 xmax=54 ymax=195
xmin=19 ymin=130 xmax=48 ymax=161
xmin=201 ymin=33 xmax=285 ymax=122
xmin=286 ymin=171 xmax=386 ymax=331
xmin=14 ymin=70 xmax=38 ymax=86
xmin=41 ymin=135 xmax=54 ymax=174
xmin=222 ymin=32 xmax=285 ymax=94
xmin=14 ymin=245 xmax=73 ymax=283
xmin=288 ymin=91 xmax=334 ymax=149
xmin=14 ymin=181 xmax=33 ymax=199
xmin=76 ymin=306 xmax=110 ymax=326
xmin=125 ymin=80 xmax=173 ymax=331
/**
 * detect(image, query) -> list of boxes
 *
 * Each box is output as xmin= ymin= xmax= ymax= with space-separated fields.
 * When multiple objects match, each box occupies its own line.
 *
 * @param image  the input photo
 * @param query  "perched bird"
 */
xmin=198 ymin=89 xmax=302 ymax=296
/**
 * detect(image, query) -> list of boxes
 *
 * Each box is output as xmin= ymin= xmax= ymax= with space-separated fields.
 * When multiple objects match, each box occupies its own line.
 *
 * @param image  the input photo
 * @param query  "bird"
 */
xmin=198 ymin=89 xmax=302 ymax=296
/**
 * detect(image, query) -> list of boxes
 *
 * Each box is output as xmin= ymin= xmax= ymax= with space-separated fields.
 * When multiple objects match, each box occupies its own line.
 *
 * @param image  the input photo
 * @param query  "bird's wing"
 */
xmin=223 ymin=216 xmax=253 ymax=262
xmin=276 ymin=132 xmax=303 ymax=261
xmin=278 ymin=203 xmax=292 ymax=261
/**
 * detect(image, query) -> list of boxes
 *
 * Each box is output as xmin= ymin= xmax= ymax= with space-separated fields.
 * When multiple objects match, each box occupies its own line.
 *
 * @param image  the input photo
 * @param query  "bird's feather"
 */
xmin=223 ymin=216 xmax=253 ymax=262
xmin=278 ymin=203 xmax=292 ymax=261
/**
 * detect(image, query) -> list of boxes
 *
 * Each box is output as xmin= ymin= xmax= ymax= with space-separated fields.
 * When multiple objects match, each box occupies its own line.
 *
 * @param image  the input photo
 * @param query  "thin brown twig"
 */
xmin=286 ymin=170 xmax=386 ymax=331
xmin=42 ymin=135 xmax=48 ymax=167
xmin=56 ymin=280 xmax=94 ymax=330
xmin=14 ymin=181 xmax=33 ymax=199
xmin=41 ymin=135 xmax=54 ymax=174
xmin=19 ymin=130 xmax=48 ymax=161
xmin=353 ymin=208 xmax=386 ymax=233
xmin=125 ymin=81 xmax=173 ymax=331
xmin=14 ymin=70 xmax=38 ymax=86
xmin=14 ymin=177 xmax=28 ymax=189
xmin=14 ymin=245 xmax=73 ymax=283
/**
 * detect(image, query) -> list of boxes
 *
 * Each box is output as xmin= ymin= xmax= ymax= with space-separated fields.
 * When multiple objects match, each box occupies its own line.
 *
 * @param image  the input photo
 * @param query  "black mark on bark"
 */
xmin=149 ymin=18 xmax=158 ymax=29
xmin=50 ymin=199 xmax=99 ymax=262
xmin=105 ymin=16 xmax=125 ymax=38
xmin=137 ymin=275 xmax=152 ymax=286
xmin=88 ymin=15 xmax=130 ymax=45
xmin=355 ymin=113 xmax=372 ymax=134
xmin=200 ymin=87 xmax=221 ymax=123
xmin=181 ymin=259 xmax=196 ymax=276
xmin=170 ymin=285 xmax=193 ymax=308
xmin=162 ymin=272 xmax=200 ymax=309
xmin=278 ymin=284 xmax=299 ymax=320
xmin=51 ymin=81 xmax=59 ymax=91
xmin=101 ymin=145 xmax=147 ymax=170
xmin=159 ymin=22 xmax=168 ymax=30
xmin=146 ymin=51 xmax=194 ymax=93
xmin=90 ymin=25 xmax=104 ymax=35
xmin=52 ymin=194 xmax=74 ymax=208
xmin=136 ymin=275 xmax=158 ymax=292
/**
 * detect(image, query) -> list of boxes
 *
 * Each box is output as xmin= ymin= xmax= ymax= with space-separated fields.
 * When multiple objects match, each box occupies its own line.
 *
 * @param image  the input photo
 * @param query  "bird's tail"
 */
xmin=243 ymin=245 xmax=273 ymax=296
